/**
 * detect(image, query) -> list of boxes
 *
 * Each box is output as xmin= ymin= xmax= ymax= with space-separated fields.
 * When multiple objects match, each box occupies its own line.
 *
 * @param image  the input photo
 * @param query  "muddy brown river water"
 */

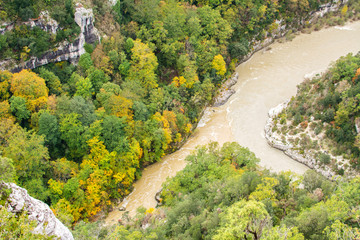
xmin=105 ymin=21 xmax=360 ymax=224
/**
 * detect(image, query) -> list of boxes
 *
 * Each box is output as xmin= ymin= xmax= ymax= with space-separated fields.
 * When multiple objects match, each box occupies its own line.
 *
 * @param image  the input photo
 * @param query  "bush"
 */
xmin=319 ymin=153 xmax=331 ymax=165
xmin=314 ymin=126 xmax=322 ymax=135
xmin=293 ymin=112 xmax=302 ymax=125
xmin=228 ymin=39 xmax=249 ymax=59
xmin=321 ymin=108 xmax=335 ymax=123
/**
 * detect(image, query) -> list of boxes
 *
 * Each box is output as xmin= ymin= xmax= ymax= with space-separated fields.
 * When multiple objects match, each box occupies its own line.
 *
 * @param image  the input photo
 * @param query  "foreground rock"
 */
xmin=1 ymin=182 xmax=74 ymax=240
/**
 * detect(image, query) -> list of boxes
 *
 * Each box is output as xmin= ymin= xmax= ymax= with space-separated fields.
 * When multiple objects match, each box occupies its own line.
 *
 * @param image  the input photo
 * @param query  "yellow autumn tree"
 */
xmin=249 ymin=177 xmax=279 ymax=201
xmin=163 ymin=110 xmax=178 ymax=134
xmin=152 ymin=112 xmax=172 ymax=149
xmin=10 ymin=70 xmax=48 ymax=112
xmin=0 ymin=70 xmax=12 ymax=100
xmin=128 ymin=39 xmax=159 ymax=91
xmin=172 ymin=76 xmax=187 ymax=87
xmin=106 ymin=95 xmax=134 ymax=121
xmin=0 ymin=100 xmax=15 ymax=121
xmin=341 ymin=5 xmax=348 ymax=17
xmin=79 ymin=137 xmax=115 ymax=217
xmin=78 ymin=137 xmax=139 ymax=217
xmin=212 ymin=54 xmax=226 ymax=76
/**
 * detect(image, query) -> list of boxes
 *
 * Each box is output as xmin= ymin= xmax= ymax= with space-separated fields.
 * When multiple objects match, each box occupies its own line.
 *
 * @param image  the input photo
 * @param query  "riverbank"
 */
xmin=228 ymin=20 xmax=360 ymax=174
xmin=264 ymin=50 xmax=360 ymax=179
xmin=264 ymin=101 xmax=336 ymax=178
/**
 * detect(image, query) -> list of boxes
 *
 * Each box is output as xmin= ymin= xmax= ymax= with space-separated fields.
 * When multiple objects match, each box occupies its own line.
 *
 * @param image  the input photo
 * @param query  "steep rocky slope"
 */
xmin=1 ymin=182 xmax=74 ymax=240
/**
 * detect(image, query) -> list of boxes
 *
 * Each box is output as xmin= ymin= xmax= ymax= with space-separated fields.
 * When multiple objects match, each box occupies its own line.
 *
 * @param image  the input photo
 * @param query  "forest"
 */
xmin=0 ymin=0 xmax=360 ymax=237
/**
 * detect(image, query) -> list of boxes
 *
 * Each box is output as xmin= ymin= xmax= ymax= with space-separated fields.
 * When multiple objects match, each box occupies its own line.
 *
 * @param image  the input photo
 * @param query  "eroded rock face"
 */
xmin=2 ymin=182 xmax=74 ymax=240
xmin=0 ymin=4 xmax=100 ymax=72
xmin=0 ymin=11 xmax=59 ymax=35
xmin=213 ymin=73 xmax=239 ymax=107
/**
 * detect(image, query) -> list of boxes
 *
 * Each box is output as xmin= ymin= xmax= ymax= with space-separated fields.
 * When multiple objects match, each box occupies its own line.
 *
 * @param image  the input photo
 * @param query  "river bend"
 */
xmin=105 ymin=21 xmax=360 ymax=224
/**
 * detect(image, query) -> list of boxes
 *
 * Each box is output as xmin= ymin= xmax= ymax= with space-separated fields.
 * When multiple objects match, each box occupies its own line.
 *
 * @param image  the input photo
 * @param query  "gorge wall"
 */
xmin=0 ymin=3 xmax=100 ymax=73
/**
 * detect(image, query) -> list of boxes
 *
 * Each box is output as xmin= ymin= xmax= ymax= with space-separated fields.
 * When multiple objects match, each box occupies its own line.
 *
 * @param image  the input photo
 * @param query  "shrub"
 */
xmin=319 ymin=153 xmax=331 ymax=165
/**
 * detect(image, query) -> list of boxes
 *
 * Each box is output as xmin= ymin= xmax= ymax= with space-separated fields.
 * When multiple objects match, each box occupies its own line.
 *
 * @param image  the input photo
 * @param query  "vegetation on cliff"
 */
xmin=0 ymin=0 xmax=80 ymax=61
xmin=270 ymin=52 xmax=360 ymax=176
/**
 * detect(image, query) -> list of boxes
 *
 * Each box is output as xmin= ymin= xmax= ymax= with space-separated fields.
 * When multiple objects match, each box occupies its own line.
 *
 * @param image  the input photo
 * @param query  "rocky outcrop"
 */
xmin=355 ymin=117 xmax=360 ymax=134
xmin=213 ymin=73 xmax=239 ymax=107
xmin=108 ymin=0 xmax=118 ymax=6
xmin=313 ymin=0 xmax=348 ymax=19
xmin=1 ymin=182 xmax=73 ymax=240
xmin=264 ymin=102 xmax=335 ymax=178
xmin=0 ymin=3 xmax=100 ymax=73
xmin=0 ymin=11 xmax=59 ymax=35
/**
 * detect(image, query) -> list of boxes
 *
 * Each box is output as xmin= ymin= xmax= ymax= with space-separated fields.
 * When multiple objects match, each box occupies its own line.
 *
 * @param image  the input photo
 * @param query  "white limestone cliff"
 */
xmin=2 ymin=182 xmax=74 ymax=240
xmin=0 ymin=3 xmax=100 ymax=72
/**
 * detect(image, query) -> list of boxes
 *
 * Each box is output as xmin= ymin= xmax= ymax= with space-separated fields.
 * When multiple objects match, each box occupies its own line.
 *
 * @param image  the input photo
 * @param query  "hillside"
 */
xmin=266 ymin=53 xmax=360 ymax=177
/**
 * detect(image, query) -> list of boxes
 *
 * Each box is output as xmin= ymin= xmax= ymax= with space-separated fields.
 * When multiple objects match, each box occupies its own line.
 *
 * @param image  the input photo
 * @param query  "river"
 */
xmin=105 ymin=21 xmax=360 ymax=224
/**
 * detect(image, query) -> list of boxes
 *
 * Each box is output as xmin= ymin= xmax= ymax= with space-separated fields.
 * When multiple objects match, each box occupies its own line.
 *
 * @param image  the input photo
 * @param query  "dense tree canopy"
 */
xmin=0 ymin=0 xmax=359 ymax=233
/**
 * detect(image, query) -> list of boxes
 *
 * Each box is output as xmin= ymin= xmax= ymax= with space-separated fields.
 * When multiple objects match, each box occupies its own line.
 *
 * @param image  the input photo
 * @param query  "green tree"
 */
xmin=56 ymin=95 xmax=96 ymax=126
xmin=214 ymin=200 xmax=271 ymax=240
xmin=38 ymin=111 xmax=61 ymax=158
xmin=3 ymin=128 xmax=49 ymax=185
xmin=67 ymin=72 xmax=83 ymax=95
xmin=9 ymin=96 xmax=31 ymax=123
xmin=127 ymin=39 xmax=159 ymax=91
xmin=38 ymin=68 xmax=62 ymax=95
xmin=101 ymin=115 xmax=129 ymax=154
xmin=86 ymin=67 xmax=109 ymax=94
xmin=23 ymin=178 xmax=49 ymax=202
xmin=78 ymin=53 xmax=94 ymax=74
xmin=161 ymin=0 xmax=186 ymax=40
xmin=75 ymin=77 xmax=93 ymax=99
xmin=197 ymin=6 xmax=233 ymax=45
xmin=0 ymin=156 xmax=16 ymax=183
xmin=59 ymin=113 xmax=87 ymax=160
xmin=324 ymin=220 xmax=360 ymax=240
xmin=263 ymin=226 xmax=304 ymax=240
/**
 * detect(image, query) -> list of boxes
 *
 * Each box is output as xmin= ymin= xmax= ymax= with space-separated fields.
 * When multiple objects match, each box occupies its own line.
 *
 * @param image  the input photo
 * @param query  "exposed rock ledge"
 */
xmin=213 ymin=73 xmax=239 ymax=107
xmin=264 ymin=102 xmax=336 ymax=179
xmin=1 ymin=182 xmax=74 ymax=240
xmin=0 ymin=3 xmax=100 ymax=73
